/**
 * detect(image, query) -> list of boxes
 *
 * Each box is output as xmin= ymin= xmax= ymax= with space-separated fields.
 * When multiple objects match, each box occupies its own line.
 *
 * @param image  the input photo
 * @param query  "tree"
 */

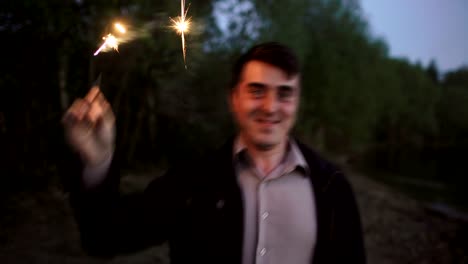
xmin=426 ymin=59 xmax=440 ymax=85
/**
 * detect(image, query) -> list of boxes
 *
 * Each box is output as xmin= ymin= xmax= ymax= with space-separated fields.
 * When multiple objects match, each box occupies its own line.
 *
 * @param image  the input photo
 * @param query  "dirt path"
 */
xmin=0 ymin=170 xmax=466 ymax=263
xmin=348 ymin=170 xmax=467 ymax=264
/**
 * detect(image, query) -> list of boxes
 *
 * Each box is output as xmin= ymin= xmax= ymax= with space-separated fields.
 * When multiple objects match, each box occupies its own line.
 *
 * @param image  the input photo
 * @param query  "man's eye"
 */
xmin=250 ymin=88 xmax=264 ymax=97
xmin=278 ymin=88 xmax=293 ymax=100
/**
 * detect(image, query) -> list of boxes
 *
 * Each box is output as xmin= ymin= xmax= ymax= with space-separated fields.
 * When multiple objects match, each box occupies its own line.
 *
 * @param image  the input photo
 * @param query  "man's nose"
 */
xmin=261 ymin=91 xmax=278 ymax=113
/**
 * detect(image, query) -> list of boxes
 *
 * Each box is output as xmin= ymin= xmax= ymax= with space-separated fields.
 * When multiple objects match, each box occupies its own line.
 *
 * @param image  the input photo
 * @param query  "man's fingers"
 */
xmin=84 ymin=86 xmax=100 ymax=104
xmin=62 ymin=99 xmax=90 ymax=125
xmin=63 ymin=89 xmax=114 ymax=134
xmin=86 ymin=93 xmax=114 ymax=123
xmin=62 ymin=110 xmax=77 ymax=126
xmin=86 ymin=100 xmax=104 ymax=124
xmin=95 ymin=93 xmax=115 ymax=122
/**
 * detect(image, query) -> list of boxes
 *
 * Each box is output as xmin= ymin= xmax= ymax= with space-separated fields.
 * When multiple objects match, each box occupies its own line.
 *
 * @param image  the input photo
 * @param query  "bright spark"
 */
xmin=93 ymin=22 xmax=128 ymax=56
xmin=171 ymin=0 xmax=191 ymax=67
xmin=114 ymin=23 xmax=126 ymax=33
xmin=94 ymin=34 xmax=119 ymax=56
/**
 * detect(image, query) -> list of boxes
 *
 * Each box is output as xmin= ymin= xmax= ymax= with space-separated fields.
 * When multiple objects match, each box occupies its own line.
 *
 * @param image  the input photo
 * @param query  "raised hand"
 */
xmin=62 ymin=86 xmax=115 ymax=167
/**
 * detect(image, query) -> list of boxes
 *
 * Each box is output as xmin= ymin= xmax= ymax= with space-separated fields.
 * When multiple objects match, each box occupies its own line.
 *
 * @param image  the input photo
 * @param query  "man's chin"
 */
xmin=252 ymin=138 xmax=278 ymax=151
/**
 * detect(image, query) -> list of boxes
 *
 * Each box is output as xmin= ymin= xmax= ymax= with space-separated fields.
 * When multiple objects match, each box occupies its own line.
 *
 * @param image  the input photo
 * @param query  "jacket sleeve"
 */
xmin=328 ymin=172 xmax=366 ymax=264
xmin=67 ymin=150 xmax=188 ymax=257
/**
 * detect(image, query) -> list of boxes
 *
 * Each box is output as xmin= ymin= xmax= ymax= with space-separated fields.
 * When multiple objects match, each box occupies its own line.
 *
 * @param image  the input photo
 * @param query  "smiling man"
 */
xmin=63 ymin=42 xmax=366 ymax=264
xmin=232 ymin=59 xmax=298 ymax=149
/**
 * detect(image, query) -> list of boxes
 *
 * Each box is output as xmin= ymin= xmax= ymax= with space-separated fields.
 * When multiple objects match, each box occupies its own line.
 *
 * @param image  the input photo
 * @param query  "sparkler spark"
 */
xmin=115 ymin=23 xmax=126 ymax=33
xmin=93 ymin=23 xmax=127 ymax=56
xmin=171 ymin=0 xmax=191 ymax=67
xmin=94 ymin=34 xmax=119 ymax=56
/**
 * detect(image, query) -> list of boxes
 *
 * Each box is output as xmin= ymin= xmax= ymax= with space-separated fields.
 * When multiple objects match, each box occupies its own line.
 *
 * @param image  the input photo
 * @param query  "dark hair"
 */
xmin=230 ymin=42 xmax=300 ymax=89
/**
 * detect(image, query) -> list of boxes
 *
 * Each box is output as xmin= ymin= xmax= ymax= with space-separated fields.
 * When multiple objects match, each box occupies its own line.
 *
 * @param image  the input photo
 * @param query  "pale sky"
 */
xmin=361 ymin=0 xmax=468 ymax=72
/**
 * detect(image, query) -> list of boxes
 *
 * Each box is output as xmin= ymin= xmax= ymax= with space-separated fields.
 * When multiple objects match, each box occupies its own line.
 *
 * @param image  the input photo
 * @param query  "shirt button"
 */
xmin=260 ymin=248 xmax=267 ymax=256
xmin=262 ymin=212 xmax=269 ymax=220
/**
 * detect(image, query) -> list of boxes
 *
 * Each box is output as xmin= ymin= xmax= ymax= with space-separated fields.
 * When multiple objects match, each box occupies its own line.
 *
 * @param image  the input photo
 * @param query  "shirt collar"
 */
xmin=232 ymin=135 xmax=310 ymax=177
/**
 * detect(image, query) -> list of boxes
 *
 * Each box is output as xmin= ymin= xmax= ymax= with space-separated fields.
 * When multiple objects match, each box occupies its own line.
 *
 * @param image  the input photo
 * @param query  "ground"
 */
xmin=0 ymin=169 xmax=466 ymax=264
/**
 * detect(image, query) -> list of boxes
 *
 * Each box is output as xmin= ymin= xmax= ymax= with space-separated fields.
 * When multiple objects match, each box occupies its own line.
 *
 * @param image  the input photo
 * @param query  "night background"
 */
xmin=0 ymin=0 xmax=467 ymax=263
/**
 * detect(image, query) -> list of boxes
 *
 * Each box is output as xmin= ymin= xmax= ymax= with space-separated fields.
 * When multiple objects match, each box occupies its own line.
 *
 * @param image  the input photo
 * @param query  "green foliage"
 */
xmin=443 ymin=67 xmax=468 ymax=89
xmin=438 ymin=67 xmax=468 ymax=142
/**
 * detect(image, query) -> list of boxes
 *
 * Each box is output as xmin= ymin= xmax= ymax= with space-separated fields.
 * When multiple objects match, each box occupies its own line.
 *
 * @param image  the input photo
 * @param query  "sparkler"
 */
xmin=93 ymin=34 xmax=118 ymax=56
xmin=93 ymin=23 xmax=127 ymax=56
xmin=170 ymin=0 xmax=191 ymax=67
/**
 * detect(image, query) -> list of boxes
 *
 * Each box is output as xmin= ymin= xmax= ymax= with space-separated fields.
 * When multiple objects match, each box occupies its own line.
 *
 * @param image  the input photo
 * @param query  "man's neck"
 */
xmin=241 ymin=135 xmax=288 ymax=176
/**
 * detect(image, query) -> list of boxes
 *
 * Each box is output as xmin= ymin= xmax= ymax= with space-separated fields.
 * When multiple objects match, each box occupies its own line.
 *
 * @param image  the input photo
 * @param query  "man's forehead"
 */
xmin=240 ymin=60 xmax=300 ymax=86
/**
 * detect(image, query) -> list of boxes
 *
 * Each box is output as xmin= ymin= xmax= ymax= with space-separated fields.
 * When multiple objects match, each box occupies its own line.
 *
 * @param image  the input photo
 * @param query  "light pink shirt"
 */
xmin=234 ymin=137 xmax=317 ymax=264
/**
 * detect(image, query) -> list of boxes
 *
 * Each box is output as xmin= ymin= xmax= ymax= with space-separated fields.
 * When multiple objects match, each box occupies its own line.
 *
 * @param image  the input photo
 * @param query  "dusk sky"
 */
xmin=360 ymin=0 xmax=468 ymax=72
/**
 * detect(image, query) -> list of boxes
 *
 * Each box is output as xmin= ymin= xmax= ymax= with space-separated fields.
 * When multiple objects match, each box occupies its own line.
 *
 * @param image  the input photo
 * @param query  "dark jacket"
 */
xmin=69 ymin=138 xmax=366 ymax=264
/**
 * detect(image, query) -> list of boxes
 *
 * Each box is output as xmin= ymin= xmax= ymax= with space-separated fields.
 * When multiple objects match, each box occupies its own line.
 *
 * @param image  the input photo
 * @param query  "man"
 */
xmin=63 ymin=42 xmax=366 ymax=264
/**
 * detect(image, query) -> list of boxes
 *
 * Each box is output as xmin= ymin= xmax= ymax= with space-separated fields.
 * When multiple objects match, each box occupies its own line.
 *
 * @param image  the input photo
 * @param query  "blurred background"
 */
xmin=0 ymin=0 xmax=467 ymax=263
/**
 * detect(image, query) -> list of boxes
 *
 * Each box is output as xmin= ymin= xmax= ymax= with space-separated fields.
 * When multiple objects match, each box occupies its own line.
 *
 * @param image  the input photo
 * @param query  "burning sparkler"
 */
xmin=170 ymin=0 xmax=191 ymax=67
xmin=93 ymin=23 xmax=127 ymax=56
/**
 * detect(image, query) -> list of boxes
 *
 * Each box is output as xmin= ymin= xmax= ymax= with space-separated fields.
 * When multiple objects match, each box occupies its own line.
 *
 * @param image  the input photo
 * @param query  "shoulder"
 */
xmin=294 ymin=139 xmax=340 ymax=176
xmin=294 ymin=139 xmax=352 ymax=193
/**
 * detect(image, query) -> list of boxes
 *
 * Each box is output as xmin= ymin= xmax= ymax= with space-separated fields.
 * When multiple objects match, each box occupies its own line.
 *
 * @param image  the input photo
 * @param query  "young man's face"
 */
xmin=230 ymin=60 xmax=300 ymax=150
